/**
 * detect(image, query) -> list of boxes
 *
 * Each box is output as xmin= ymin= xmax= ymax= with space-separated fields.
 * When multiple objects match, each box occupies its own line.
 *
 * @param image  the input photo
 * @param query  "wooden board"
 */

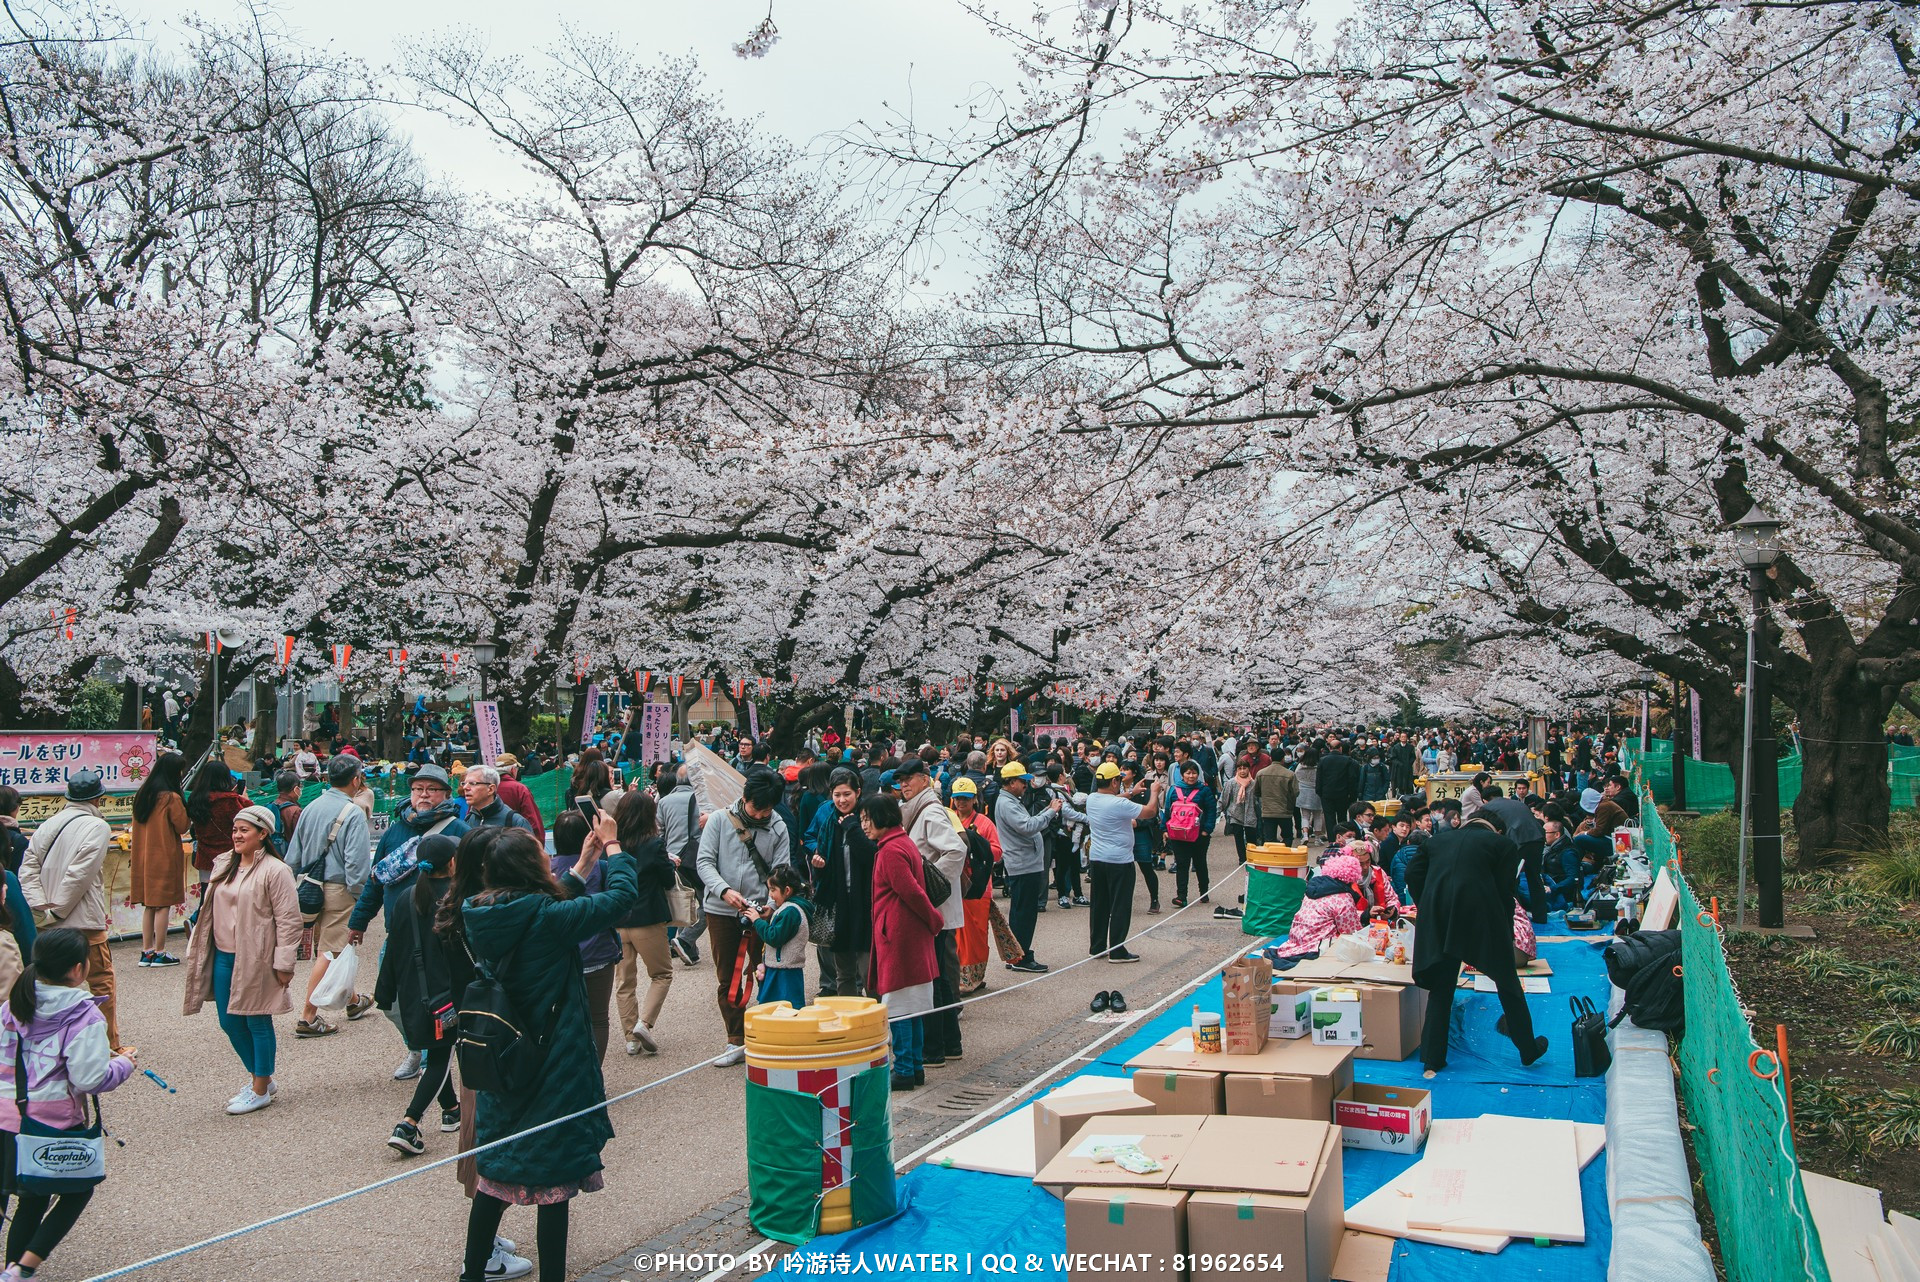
xmin=1642 ymin=866 xmax=1679 ymax=931
xmin=1342 ymin=1119 xmax=1604 ymax=1253
xmin=1803 ymin=1170 xmax=1887 ymax=1282
xmin=1405 ymin=1115 xmax=1585 ymax=1243
xmin=1892 ymin=1214 xmax=1920 ymax=1269
xmin=1870 ymin=1228 xmax=1920 ymax=1282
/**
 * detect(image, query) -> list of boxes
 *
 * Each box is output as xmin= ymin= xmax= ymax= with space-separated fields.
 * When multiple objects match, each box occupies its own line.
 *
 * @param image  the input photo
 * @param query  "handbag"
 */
xmin=920 ymin=854 xmax=952 ymax=907
xmin=667 ymin=883 xmax=700 ymax=930
xmin=1570 ymin=996 xmax=1611 ymax=1077
xmin=13 ymin=1041 xmax=106 ymax=1193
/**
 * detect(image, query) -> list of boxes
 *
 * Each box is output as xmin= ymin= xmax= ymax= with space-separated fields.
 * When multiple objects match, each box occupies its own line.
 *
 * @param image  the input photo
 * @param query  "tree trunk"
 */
xmin=564 ymin=687 xmax=590 ymax=750
xmin=250 ymin=681 xmax=278 ymax=760
xmin=1791 ymin=654 xmax=1894 ymax=863
xmin=378 ymin=693 xmax=406 ymax=760
xmin=117 ymin=677 xmax=142 ymax=730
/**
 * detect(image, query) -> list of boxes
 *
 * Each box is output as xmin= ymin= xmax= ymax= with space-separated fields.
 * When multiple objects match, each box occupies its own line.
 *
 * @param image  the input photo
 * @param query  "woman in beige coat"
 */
xmin=181 ymin=805 xmax=302 ymax=1116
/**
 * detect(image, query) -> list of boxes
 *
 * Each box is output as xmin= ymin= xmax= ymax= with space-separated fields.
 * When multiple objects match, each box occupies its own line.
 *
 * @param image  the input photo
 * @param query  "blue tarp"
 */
xmin=781 ymin=917 xmax=1614 ymax=1280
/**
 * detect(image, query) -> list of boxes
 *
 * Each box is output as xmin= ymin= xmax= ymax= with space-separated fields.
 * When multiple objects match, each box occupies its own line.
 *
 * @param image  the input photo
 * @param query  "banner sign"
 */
xmin=640 ymin=701 xmax=673 ymax=765
xmin=1009 ymin=707 xmax=1020 ymax=737
xmin=1032 ymin=723 xmax=1080 ymax=746
xmin=0 ymin=732 xmax=160 ymax=795
xmin=748 ymin=701 xmax=761 ymax=743
xmin=1690 ymin=689 xmax=1702 ymax=759
xmin=474 ymin=701 xmax=504 ymax=766
xmin=581 ymin=683 xmax=601 ymax=746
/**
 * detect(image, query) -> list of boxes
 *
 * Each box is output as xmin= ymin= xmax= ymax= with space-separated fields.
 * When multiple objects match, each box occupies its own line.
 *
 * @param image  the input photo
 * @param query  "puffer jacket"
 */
xmin=0 ymin=983 xmax=132 ymax=1130
xmin=1277 ymin=876 xmax=1362 ymax=958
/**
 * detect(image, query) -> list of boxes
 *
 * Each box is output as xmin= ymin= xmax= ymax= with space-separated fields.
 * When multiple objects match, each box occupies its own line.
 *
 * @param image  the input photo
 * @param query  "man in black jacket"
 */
xmin=1315 ymin=740 xmax=1361 ymax=847
xmin=1403 ymin=811 xmax=1549 ymax=1074
xmin=1480 ymin=785 xmax=1548 ymax=924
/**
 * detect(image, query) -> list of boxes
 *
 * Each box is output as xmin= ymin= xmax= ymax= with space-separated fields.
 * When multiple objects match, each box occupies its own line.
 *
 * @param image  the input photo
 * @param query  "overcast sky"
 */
xmin=121 ymin=0 xmax=1018 ymax=192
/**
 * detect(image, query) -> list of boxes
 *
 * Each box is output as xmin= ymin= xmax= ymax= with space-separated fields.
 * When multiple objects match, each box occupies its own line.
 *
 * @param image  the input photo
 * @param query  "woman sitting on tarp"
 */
xmin=1272 ymin=853 xmax=1363 ymax=968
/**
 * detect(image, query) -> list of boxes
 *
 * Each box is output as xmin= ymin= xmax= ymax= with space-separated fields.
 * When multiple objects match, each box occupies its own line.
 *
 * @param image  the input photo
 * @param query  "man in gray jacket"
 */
xmin=695 ymin=770 xmax=791 ymax=1066
xmin=993 ymin=762 xmax=1062 ymax=974
xmin=288 ymin=753 xmax=374 ymax=1036
xmin=20 ymin=770 xmax=122 ymax=1051
xmin=896 ymin=759 xmax=967 ymax=1063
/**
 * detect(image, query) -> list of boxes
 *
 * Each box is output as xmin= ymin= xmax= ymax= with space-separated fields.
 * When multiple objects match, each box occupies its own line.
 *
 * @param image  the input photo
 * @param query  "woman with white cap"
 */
xmin=180 ymin=805 xmax=303 ymax=1114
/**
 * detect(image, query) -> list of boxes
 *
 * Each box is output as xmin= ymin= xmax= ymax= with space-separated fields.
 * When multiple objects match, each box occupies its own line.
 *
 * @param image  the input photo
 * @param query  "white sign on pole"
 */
xmin=748 ymin=701 xmax=761 ymax=743
xmin=474 ymin=701 xmax=504 ymax=765
xmin=1690 ymin=689 xmax=1702 ymax=759
xmin=640 ymin=701 xmax=673 ymax=765
xmin=581 ymin=683 xmax=601 ymax=746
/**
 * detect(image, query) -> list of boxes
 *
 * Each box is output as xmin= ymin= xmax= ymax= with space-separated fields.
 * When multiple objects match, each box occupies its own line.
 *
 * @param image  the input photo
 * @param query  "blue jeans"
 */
xmin=214 ymin=950 xmax=276 ymax=1077
xmin=890 ymin=1015 xmax=923 ymax=1077
xmin=1132 ymin=831 xmax=1160 ymax=904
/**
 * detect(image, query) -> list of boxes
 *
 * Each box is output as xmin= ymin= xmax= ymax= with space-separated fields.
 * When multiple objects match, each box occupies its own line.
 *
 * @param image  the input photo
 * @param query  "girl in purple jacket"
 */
xmin=0 ymin=928 xmax=135 ymax=1280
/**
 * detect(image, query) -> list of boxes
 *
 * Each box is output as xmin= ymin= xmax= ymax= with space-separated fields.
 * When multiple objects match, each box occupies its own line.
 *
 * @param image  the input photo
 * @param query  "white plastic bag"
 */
xmin=1325 ymin=931 xmax=1377 ymax=963
xmin=309 ymin=944 xmax=360 ymax=1010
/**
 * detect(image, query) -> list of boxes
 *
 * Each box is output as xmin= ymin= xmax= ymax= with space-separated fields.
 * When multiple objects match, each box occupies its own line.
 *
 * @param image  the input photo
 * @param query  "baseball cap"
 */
xmin=999 ymin=761 xmax=1031 ymax=780
xmin=950 ymin=777 xmax=978 ymax=798
xmin=1094 ymin=761 xmax=1123 ymax=781
xmin=494 ymin=753 xmax=520 ymax=770
xmin=879 ymin=770 xmax=897 ymax=790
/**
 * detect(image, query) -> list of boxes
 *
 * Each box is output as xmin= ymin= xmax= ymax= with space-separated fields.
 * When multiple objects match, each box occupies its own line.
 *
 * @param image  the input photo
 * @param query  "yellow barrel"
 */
xmin=744 ymin=998 xmax=894 ymax=1241
xmin=1373 ymin=798 xmax=1401 ymax=817
xmin=1246 ymin=842 xmax=1310 ymax=869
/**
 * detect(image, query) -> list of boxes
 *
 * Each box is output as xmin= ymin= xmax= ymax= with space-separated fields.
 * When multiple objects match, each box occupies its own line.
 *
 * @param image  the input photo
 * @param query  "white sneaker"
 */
xmin=227 ymin=1079 xmax=277 ymax=1108
xmin=630 ymin=1022 xmax=658 ymax=1055
xmin=226 ymin=1087 xmax=274 ymax=1115
xmin=393 ymin=1051 xmax=423 ymax=1081
xmin=486 ymin=1245 xmax=533 ymax=1280
xmin=494 ymin=1236 xmax=516 ymax=1255
xmin=712 ymin=1043 xmax=746 ymax=1067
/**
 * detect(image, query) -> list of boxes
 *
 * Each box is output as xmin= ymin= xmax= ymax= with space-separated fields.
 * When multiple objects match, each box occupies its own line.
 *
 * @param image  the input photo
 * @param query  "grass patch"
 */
xmin=1675 ymin=810 xmax=1741 ymax=882
xmin=1791 ymin=1079 xmax=1920 ymax=1153
xmin=1861 ymin=844 xmax=1920 ymax=901
xmin=1852 ymin=1018 xmax=1920 ymax=1059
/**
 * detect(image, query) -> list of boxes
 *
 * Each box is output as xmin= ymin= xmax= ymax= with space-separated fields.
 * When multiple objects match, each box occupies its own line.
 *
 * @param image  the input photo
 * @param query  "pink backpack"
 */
xmin=1166 ymin=787 xmax=1203 ymax=843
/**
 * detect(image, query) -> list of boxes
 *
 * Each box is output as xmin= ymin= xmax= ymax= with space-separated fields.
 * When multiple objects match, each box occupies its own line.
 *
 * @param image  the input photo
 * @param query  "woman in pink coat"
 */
xmin=1276 ymin=853 xmax=1364 ymax=961
xmin=181 ymin=805 xmax=303 ymax=1116
xmin=861 ymin=795 xmax=941 ymax=1093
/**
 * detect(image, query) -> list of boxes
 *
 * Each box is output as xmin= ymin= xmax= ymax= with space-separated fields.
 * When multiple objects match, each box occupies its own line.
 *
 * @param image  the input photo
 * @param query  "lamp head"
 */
xmin=1731 ymin=505 xmax=1784 ymax=568
xmin=472 ymin=641 xmax=498 ymax=665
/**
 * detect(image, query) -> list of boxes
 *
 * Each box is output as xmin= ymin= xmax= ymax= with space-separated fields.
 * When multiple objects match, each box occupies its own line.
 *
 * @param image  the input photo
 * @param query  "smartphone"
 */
xmin=574 ymin=795 xmax=599 ymax=822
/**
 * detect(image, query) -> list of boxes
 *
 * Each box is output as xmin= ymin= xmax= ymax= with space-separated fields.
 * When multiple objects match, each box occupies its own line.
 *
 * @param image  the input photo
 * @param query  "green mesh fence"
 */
xmin=1638 ymin=742 xmax=1916 ymax=813
xmin=1636 ymin=778 xmax=1831 ymax=1282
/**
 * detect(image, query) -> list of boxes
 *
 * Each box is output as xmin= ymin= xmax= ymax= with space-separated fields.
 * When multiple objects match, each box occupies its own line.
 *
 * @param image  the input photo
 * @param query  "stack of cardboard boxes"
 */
xmin=1028 ymin=953 xmax=1441 ymax=1282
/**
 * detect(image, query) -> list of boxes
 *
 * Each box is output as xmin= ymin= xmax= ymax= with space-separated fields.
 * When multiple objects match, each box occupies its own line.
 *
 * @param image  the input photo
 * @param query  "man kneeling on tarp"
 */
xmin=1402 ymin=809 xmax=1549 ymax=1076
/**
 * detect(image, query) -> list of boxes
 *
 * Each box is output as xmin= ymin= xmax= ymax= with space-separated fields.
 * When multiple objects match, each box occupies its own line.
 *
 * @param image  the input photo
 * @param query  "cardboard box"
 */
xmin=1132 ymin=1068 xmax=1225 ymax=1116
xmin=1272 ymin=981 xmax=1315 ymax=1039
xmin=1063 ymin=1188 xmax=1188 ymax=1282
xmin=1126 ymin=1030 xmax=1356 ymax=1082
xmin=1222 ymin=1051 xmax=1355 ymax=1123
xmin=1034 ymin=1115 xmax=1205 ymax=1197
xmin=1334 ymin=1083 xmax=1431 ymax=1152
xmin=1033 ymin=1090 xmax=1159 ymax=1172
xmin=1180 ymin=1119 xmax=1345 ymax=1282
xmin=1310 ymin=987 xmax=1364 ymax=1047
xmin=1222 ymin=955 xmax=1274 ymax=1054
xmin=1352 ymin=982 xmax=1427 ymax=1062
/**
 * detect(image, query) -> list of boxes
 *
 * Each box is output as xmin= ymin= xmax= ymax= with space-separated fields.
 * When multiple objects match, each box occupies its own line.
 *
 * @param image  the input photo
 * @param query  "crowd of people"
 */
xmin=0 ymin=711 xmax=1646 ymax=1281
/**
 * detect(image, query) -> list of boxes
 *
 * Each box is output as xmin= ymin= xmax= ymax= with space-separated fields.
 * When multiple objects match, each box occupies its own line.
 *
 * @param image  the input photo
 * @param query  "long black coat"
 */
xmin=376 ymin=875 xmax=475 ymax=1051
xmin=1403 ymin=821 xmax=1522 ymax=989
xmin=1318 ymin=751 xmax=1361 ymax=806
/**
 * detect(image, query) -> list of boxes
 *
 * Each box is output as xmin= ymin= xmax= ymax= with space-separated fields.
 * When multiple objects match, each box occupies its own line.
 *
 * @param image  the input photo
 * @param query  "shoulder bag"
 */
xmin=13 ymin=1039 xmax=105 ymax=1193
xmin=295 ymin=799 xmax=358 ymax=924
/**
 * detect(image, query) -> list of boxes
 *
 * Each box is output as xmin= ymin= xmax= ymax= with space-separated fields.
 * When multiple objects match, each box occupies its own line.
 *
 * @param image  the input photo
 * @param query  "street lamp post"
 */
xmin=472 ymin=641 xmax=498 ymax=703
xmin=1732 ymin=506 xmax=1785 ymax=929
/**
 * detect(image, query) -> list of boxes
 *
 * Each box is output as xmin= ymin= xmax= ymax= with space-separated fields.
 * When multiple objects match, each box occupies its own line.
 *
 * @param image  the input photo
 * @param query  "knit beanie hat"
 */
xmin=1322 ymin=853 xmax=1364 ymax=884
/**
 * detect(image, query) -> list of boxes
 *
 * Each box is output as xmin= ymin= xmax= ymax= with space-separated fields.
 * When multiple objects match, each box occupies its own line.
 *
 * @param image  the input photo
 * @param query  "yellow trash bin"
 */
xmin=743 ymin=997 xmax=896 ymax=1243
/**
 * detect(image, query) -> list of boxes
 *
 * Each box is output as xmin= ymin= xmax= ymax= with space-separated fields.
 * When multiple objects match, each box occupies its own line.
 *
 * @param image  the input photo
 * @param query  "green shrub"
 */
xmin=1860 ymin=843 xmax=1920 ymax=903
xmin=1675 ymin=809 xmax=1741 ymax=883
xmin=65 ymin=678 xmax=121 ymax=730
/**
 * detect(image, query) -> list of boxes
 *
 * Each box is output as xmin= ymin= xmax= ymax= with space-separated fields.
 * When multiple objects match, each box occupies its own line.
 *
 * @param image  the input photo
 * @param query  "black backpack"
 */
xmin=456 ymin=933 xmax=566 ymax=1095
xmin=1604 ymin=928 xmax=1684 ymax=1035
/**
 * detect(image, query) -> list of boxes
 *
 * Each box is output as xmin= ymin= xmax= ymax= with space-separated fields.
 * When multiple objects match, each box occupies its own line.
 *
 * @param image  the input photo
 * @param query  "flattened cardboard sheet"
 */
xmin=1404 ymin=1115 xmax=1584 ymax=1243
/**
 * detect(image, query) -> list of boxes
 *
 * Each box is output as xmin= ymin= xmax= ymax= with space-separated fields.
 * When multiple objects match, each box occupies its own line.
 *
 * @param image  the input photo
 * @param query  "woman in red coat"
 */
xmin=861 ymin=794 xmax=941 ymax=1093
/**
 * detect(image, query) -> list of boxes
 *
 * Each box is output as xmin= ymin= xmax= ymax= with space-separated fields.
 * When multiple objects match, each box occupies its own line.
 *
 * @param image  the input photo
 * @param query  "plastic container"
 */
xmin=743 ymin=997 xmax=895 ymax=1244
xmin=1193 ymin=1008 xmax=1223 ymax=1054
